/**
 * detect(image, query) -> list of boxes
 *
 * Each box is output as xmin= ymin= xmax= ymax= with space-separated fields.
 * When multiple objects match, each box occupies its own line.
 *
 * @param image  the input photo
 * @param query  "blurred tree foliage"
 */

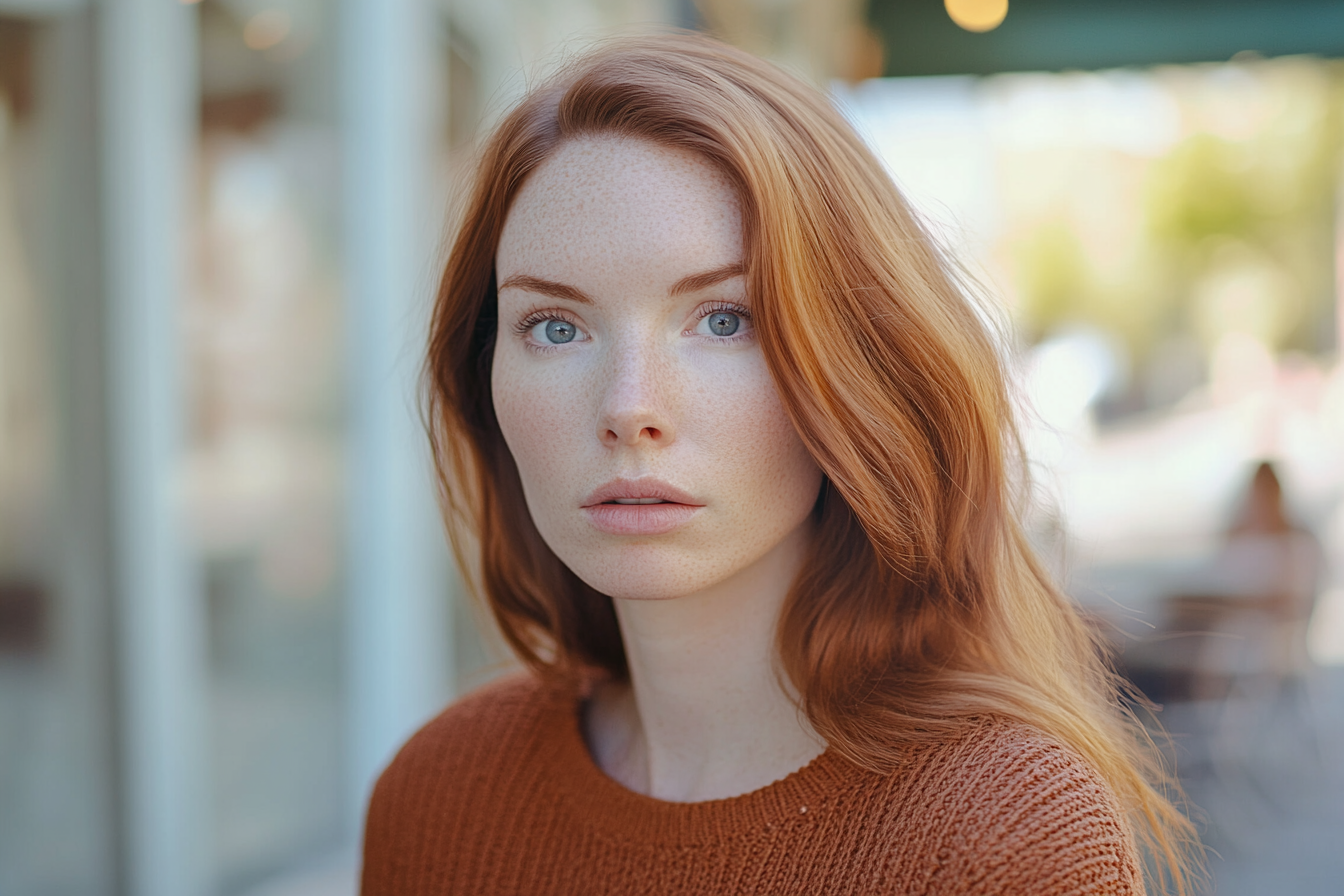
xmin=1010 ymin=58 xmax=1343 ymax=370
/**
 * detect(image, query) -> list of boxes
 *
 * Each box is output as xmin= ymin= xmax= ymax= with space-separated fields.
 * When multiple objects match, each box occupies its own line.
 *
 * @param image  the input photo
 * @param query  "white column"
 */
xmin=98 ymin=2 xmax=207 ymax=895
xmin=40 ymin=8 xmax=118 ymax=892
xmin=340 ymin=0 xmax=453 ymax=842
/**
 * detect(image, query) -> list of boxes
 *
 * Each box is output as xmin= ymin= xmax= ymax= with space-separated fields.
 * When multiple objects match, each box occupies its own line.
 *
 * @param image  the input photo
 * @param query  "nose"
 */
xmin=597 ymin=343 xmax=676 ymax=448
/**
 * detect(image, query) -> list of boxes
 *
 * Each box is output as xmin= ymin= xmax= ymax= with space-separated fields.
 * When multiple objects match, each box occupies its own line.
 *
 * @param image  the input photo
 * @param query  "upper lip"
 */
xmin=582 ymin=478 xmax=703 ymax=508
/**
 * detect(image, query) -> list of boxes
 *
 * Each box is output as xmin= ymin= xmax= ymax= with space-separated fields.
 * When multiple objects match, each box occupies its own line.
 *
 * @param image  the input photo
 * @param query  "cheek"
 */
xmin=491 ymin=349 xmax=587 ymax=499
xmin=690 ymin=360 xmax=822 ymax=517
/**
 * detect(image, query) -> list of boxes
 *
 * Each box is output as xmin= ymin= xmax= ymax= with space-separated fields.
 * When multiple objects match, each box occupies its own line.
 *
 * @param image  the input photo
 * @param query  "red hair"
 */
xmin=425 ymin=32 xmax=1200 ymax=893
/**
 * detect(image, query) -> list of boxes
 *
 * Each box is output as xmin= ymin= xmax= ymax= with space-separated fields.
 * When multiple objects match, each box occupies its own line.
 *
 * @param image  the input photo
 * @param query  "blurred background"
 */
xmin=0 ymin=0 xmax=1341 ymax=894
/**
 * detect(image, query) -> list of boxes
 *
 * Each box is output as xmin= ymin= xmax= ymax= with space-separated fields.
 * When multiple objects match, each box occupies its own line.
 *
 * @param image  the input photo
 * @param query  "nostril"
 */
xmin=598 ymin=416 xmax=671 ymax=445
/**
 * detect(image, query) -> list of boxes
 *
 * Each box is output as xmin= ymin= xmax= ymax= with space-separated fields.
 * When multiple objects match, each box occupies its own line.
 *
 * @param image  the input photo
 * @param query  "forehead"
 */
xmin=496 ymin=136 xmax=743 ymax=282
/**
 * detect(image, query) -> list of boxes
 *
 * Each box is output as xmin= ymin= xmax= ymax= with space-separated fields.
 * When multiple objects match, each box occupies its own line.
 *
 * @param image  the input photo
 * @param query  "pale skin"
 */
xmin=492 ymin=135 xmax=826 ymax=802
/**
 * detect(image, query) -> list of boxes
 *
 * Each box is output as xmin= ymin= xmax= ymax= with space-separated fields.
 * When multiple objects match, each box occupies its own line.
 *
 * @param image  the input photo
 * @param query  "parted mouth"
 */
xmin=582 ymin=478 xmax=702 ymax=508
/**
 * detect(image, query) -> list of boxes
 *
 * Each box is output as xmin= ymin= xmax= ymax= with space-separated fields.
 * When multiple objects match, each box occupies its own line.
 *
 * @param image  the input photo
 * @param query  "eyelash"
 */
xmin=513 ymin=307 xmax=578 ymax=339
xmin=689 ymin=301 xmax=753 ymax=340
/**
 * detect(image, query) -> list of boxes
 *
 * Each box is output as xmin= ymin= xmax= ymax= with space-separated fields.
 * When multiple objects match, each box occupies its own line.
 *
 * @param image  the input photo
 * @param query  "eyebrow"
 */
xmin=497 ymin=262 xmax=745 ymax=303
xmin=670 ymin=262 xmax=745 ymax=296
xmin=496 ymin=274 xmax=592 ymax=304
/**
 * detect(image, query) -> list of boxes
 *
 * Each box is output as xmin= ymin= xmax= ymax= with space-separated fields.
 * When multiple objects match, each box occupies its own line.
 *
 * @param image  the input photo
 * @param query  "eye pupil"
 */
xmin=545 ymin=320 xmax=576 ymax=344
xmin=708 ymin=312 xmax=739 ymax=337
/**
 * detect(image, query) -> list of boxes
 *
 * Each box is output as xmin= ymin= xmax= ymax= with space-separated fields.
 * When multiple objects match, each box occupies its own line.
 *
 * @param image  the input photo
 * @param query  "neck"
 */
xmin=585 ymin=519 xmax=825 ymax=802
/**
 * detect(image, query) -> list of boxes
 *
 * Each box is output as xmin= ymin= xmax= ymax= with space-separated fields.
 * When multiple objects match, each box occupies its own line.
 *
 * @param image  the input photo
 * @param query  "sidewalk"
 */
xmin=1166 ymin=665 xmax=1344 ymax=895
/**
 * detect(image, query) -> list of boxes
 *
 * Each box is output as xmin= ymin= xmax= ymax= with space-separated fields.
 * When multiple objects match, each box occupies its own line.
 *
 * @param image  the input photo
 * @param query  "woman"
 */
xmin=362 ymin=33 xmax=1199 ymax=895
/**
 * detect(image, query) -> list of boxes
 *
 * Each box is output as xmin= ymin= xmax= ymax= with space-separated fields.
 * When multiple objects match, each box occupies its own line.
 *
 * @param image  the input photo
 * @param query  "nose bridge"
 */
xmin=598 ymin=331 xmax=673 ymax=445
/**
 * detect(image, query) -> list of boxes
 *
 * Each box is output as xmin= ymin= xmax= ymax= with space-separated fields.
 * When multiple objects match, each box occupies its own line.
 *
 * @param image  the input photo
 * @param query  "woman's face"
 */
xmin=492 ymin=136 xmax=823 ymax=601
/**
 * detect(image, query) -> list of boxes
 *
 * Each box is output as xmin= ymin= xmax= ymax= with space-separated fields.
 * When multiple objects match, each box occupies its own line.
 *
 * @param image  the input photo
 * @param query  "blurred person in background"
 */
xmin=360 ymin=33 xmax=1200 ymax=895
xmin=1146 ymin=461 xmax=1326 ymax=708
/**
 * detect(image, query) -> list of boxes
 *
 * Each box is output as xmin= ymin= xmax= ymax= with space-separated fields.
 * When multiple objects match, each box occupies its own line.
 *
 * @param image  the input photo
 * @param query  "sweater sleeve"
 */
xmin=358 ymin=672 xmax=547 ymax=896
xmin=358 ymin=759 xmax=400 ymax=896
xmin=359 ymin=726 xmax=443 ymax=896
xmin=922 ymin=726 xmax=1145 ymax=896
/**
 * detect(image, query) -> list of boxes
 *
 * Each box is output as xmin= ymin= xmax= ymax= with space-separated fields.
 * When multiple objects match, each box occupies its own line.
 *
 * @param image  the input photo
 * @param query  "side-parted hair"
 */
xmin=425 ymin=32 xmax=1200 ymax=893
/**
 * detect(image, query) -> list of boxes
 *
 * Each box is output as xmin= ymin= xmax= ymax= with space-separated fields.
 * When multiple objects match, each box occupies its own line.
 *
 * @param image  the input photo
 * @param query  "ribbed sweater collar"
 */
xmin=539 ymin=682 xmax=865 ymax=849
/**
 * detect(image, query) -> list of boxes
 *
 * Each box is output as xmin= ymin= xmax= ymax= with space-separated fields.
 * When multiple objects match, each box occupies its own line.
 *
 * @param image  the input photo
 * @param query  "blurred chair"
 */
xmin=1120 ymin=463 xmax=1326 ymax=769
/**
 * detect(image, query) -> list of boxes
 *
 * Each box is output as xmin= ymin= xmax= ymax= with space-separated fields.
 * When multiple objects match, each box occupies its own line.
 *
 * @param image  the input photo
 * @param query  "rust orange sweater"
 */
xmin=361 ymin=674 xmax=1143 ymax=895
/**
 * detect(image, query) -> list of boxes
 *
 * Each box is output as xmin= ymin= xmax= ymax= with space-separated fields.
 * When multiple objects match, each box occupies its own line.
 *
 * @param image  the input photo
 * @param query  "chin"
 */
xmin=588 ymin=580 xmax=692 ymax=602
xmin=560 ymin=542 xmax=735 ymax=602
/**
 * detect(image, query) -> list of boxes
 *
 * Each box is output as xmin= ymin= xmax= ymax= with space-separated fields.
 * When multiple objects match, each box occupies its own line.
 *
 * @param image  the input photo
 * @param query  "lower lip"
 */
xmin=583 ymin=503 xmax=701 ymax=536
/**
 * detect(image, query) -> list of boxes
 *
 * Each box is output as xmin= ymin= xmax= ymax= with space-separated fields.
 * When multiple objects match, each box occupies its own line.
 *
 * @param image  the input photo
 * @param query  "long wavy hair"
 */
xmin=425 ymin=32 xmax=1200 ymax=893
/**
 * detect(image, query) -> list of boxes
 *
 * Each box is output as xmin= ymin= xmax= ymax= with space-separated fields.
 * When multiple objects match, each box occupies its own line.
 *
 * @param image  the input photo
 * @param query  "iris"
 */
xmin=545 ymin=319 xmax=577 ymax=344
xmin=708 ymin=312 xmax=739 ymax=337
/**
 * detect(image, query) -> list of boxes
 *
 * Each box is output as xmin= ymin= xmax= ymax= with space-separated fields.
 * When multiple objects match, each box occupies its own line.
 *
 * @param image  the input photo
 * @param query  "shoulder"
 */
xmin=396 ymin=671 xmax=557 ymax=760
xmin=899 ymin=717 xmax=1143 ymax=896
xmin=914 ymin=717 xmax=1123 ymax=816
xmin=361 ymin=671 xmax=568 ymax=886
xmin=371 ymin=670 xmax=561 ymax=801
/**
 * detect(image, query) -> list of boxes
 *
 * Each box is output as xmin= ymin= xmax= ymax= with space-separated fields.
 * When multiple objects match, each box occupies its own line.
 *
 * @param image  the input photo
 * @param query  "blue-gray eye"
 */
xmin=707 ymin=312 xmax=740 ymax=336
xmin=544 ymin=319 xmax=577 ymax=344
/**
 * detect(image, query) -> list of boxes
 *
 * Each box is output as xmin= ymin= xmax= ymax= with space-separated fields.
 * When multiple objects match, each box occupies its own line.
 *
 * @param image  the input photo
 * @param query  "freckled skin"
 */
xmin=492 ymin=136 xmax=824 ymax=602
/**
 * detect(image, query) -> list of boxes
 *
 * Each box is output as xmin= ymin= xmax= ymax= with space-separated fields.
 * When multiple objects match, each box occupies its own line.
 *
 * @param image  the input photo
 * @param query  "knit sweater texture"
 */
xmin=361 ymin=673 xmax=1144 ymax=895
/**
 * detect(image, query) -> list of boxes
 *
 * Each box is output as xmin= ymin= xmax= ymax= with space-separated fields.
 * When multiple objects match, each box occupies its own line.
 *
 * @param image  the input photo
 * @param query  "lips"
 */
xmin=581 ymin=478 xmax=703 ymax=536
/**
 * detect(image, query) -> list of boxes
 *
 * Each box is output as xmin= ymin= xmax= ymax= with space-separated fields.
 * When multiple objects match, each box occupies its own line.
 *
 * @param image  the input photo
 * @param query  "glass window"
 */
xmin=191 ymin=2 xmax=347 ymax=890
xmin=0 ymin=12 xmax=117 ymax=895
